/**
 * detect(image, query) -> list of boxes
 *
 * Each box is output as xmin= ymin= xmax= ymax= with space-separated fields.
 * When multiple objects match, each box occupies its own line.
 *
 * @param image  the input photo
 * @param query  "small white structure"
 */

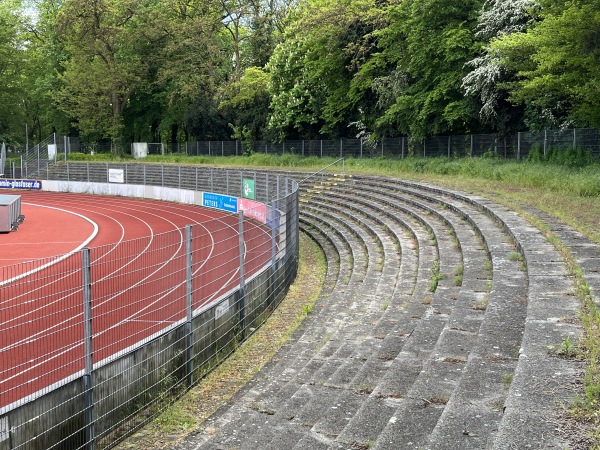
xmin=132 ymin=142 xmax=149 ymax=159
xmin=0 ymin=194 xmax=24 ymax=232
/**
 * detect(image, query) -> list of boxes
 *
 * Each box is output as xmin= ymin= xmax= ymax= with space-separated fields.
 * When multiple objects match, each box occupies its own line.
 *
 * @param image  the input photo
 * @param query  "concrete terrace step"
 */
xmin=165 ymin=173 xmax=586 ymax=450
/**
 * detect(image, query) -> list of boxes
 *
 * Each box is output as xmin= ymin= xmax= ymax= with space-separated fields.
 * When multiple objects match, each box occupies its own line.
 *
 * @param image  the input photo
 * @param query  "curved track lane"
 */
xmin=0 ymin=191 xmax=274 ymax=410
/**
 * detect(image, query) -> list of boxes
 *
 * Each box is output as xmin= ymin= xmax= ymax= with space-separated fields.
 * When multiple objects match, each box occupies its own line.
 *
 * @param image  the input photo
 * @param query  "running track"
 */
xmin=0 ymin=191 xmax=274 ymax=410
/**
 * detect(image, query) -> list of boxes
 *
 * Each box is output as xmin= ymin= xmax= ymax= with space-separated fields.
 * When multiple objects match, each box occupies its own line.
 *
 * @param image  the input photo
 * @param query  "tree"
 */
xmin=219 ymin=66 xmax=270 ymax=142
xmin=148 ymin=0 xmax=230 ymax=143
xmin=492 ymin=0 xmax=600 ymax=129
xmin=0 ymin=0 xmax=29 ymax=144
xmin=374 ymin=0 xmax=483 ymax=139
xmin=267 ymin=0 xmax=388 ymax=140
xmin=54 ymin=0 xmax=151 ymax=153
xmin=461 ymin=0 xmax=539 ymax=132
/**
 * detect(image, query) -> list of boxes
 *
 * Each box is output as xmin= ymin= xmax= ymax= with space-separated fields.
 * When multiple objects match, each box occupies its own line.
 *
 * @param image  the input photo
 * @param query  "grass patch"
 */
xmin=453 ymin=262 xmax=464 ymax=286
xmin=429 ymin=259 xmax=444 ymax=292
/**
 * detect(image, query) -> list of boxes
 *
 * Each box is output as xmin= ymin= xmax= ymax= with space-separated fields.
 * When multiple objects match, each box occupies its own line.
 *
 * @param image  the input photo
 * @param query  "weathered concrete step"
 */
xmin=328 ymin=177 xmax=540 ymax=444
xmin=371 ymin=179 xmax=582 ymax=449
xmin=172 ymin=174 xmax=588 ymax=450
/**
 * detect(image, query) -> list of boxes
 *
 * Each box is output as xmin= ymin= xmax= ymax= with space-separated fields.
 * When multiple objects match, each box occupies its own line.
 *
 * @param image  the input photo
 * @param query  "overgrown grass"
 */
xmin=70 ymin=152 xmax=600 ymax=198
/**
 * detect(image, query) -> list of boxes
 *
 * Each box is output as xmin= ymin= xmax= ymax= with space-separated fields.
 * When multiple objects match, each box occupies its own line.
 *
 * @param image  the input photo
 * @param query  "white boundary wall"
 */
xmin=43 ymin=180 xmax=201 ymax=205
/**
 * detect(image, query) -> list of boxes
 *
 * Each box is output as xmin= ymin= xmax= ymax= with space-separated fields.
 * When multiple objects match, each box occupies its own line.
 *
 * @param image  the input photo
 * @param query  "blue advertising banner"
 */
xmin=0 ymin=179 xmax=42 ymax=190
xmin=202 ymin=192 xmax=238 ymax=213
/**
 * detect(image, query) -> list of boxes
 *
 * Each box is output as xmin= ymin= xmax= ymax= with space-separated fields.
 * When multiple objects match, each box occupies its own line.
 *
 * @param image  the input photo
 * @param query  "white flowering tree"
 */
xmin=462 ymin=0 xmax=538 ymax=131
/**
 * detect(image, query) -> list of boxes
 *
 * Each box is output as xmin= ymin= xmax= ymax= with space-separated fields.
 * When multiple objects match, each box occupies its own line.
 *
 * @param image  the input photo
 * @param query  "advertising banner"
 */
xmin=202 ymin=192 xmax=238 ymax=213
xmin=238 ymin=198 xmax=267 ymax=224
xmin=108 ymin=168 xmax=125 ymax=183
xmin=0 ymin=179 xmax=42 ymax=190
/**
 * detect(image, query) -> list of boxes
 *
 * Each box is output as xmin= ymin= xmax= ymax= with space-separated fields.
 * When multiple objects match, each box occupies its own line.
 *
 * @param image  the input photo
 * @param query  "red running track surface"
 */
xmin=0 ymin=191 xmax=274 ymax=410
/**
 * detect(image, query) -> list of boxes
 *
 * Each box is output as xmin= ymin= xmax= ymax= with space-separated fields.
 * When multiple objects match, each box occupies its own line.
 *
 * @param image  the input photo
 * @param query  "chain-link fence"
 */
xmin=0 ymin=164 xmax=300 ymax=450
xmin=2 ymin=128 xmax=599 ymax=179
xmin=165 ymin=128 xmax=600 ymax=160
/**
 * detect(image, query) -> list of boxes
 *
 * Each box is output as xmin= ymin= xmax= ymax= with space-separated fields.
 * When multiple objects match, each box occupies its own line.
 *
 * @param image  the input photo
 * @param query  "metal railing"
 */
xmin=0 ymin=164 xmax=300 ymax=450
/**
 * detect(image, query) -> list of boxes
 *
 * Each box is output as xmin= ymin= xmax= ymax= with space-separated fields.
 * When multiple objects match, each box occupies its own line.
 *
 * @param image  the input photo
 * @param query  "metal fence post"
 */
xmin=517 ymin=132 xmax=521 ymax=160
xmin=573 ymin=128 xmax=577 ymax=151
xmin=360 ymin=139 xmax=363 ymax=158
xmin=320 ymin=140 xmax=323 ymax=158
xmin=238 ymin=210 xmax=246 ymax=341
xmin=470 ymin=134 xmax=474 ymax=158
xmin=401 ymin=137 xmax=405 ymax=159
xmin=448 ymin=135 xmax=451 ymax=159
xmin=269 ymin=200 xmax=278 ymax=308
xmin=544 ymin=130 xmax=547 ymax=158
xmin=185 ymin=225 xmax=194 ymax=386
xmin=302 ymin=140 xmax=305 ymax=157
xmin=340 ymin=139 xmax=343 ymax=158
xmin=82 ymin=248 xmax=95 ymax=450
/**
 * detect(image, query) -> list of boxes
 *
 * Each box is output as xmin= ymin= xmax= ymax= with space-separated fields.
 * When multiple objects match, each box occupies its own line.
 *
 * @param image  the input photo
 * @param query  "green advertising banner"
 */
xmin=242 ymin=179 xmax=255 ymax=199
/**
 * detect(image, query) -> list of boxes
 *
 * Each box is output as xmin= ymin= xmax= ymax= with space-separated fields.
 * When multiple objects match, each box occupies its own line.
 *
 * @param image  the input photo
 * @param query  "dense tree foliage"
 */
xmin=0 ymin=0 xmax=597 ymax=150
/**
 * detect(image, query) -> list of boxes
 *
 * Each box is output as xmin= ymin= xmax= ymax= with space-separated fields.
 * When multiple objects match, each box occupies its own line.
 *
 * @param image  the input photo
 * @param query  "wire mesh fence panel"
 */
xmin=424 ymin=136 xmax=450 ymax=158
xmin=0 ymin=254 xmax=84 ymax=409
xmin=517 ymin=131 xmax=545 ymax=159
xmin=576 ymin=129 xmax=600 ymax=160
xmin=282 ymin=140 xmax=304 ymax=155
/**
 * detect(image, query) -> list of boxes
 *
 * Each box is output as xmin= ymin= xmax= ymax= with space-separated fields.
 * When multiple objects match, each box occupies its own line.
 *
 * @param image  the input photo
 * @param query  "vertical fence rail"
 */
xmin=185 ymin=225 xmax=194 ymax=387
xmin=82 ymin=248 xmax=95 ymax=450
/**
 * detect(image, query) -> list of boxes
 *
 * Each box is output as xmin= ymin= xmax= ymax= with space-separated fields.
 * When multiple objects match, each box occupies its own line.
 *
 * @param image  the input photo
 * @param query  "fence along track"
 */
xmin=171 ymin=171 xmax=587 ymax=450
xmin=0 ymin=165 xmax=300 ymax=450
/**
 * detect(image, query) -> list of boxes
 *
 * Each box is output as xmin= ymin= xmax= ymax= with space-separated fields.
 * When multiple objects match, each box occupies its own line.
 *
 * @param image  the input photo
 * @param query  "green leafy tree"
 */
xmin=461 ymin=0 xmax=539 ymax=133
xmin=219 ymin=66 xmax=270 ymax=142
xmin=492 ymin=0 xmax=600 ymax=129
xmin=25 ymin=0 xmax=74 ymax=143
xmin=267 ymin=0 xmax=387 ymax=140
xmin=375 ymin=0 xmax=483 ymax=139
xmin=54 ymin=0 xmax=152 ymax=154
xmin=0 ymin=0 xmax=28 ymax=144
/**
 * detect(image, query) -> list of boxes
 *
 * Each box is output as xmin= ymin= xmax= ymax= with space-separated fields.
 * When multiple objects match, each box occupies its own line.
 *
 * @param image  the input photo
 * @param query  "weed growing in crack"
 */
xmin=429 ymin=259 xmax=444 ymax=292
